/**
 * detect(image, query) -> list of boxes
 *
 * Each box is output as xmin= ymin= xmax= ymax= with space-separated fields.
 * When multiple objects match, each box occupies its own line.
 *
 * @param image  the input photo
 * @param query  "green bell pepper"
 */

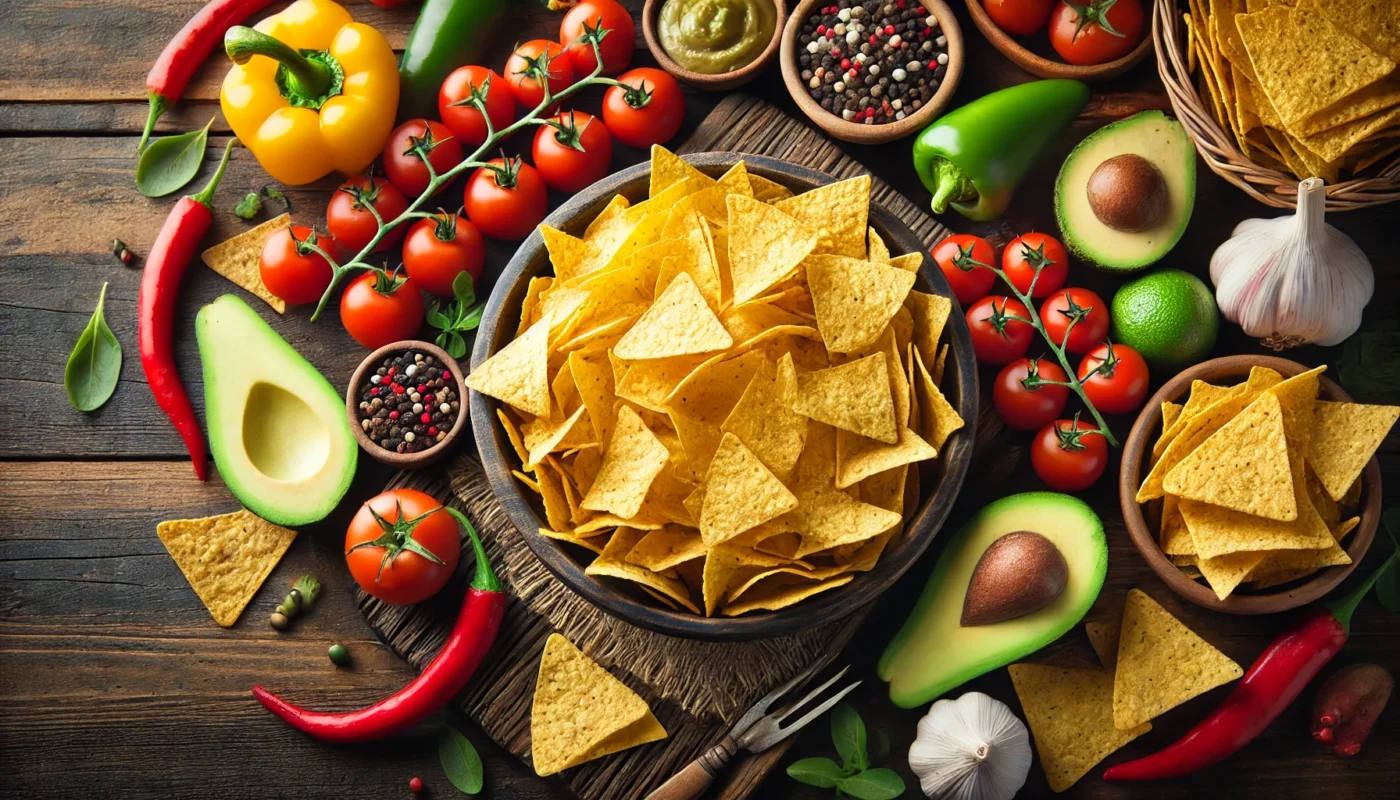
xmin=913 ymin=79 xmax=1091 ymax=221
xmin=398 ymin=0 xmax=509 ymax=120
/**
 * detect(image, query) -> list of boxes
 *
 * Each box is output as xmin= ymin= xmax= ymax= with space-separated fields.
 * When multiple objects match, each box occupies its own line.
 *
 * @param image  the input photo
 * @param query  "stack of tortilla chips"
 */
xmin=1137 ymin=365 xmax=1398 ymax=600
xmin=1184 ymin=0 xmax=1400 ymax=181
xmin=469 ymin=146 xmax=962 ymax=617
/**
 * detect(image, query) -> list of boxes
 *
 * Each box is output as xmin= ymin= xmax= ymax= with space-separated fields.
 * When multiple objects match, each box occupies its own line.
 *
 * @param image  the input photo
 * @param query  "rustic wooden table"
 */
xmin=2 ymin=1 xmax=1396 ymax=798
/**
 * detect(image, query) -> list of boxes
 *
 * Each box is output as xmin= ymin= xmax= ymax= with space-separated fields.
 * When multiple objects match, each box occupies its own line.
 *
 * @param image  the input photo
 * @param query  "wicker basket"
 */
xmin=1152 ymin=0 xmax=1400 ymax=211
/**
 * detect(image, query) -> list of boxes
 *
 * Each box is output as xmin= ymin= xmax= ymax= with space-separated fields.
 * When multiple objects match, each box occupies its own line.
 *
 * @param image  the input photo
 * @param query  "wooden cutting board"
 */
xmin=358 ymin=93 xmax=952 ymax=799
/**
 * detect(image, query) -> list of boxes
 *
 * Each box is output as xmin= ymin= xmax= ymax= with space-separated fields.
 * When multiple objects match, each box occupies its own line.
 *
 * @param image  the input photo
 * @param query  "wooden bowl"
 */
xmin=779 ymin=0 xmax=963 ymax=145
xmin=966 ymin=0 xmax=1152 ymax=81
xmin=1119 ymin=355 xmax=1380 ymax=615
xmin=642 ymin=0 xmax=787 ymax=91
xmin=346 ymin=340 xmax=468 ymax=469
xmin=470 ymin=152 xmax=979 ymax=641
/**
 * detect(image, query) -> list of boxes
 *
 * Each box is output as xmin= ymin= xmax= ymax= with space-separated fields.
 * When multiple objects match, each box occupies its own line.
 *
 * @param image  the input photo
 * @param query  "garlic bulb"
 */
xmin=908 ymin=691 xmax=1031 ymax=800
xmin=1210 ymin=178 xmax=1373 ymax=350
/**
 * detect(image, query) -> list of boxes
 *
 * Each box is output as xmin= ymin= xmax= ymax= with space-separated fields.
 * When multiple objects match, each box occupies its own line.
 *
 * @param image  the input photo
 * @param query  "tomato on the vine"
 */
xmin=340 ymin=269 xmax=425 ymax=349
xmin=984 ymin=0 xmax=1055 ymax=35
xmin=1002 ymin=232 xmax=1069 ymax=298
xmin=1032 ymin=415 xmax=1109 ymax=491
xmin=1040 ymin=287 xmax=1110 ymax=355
xmin=966 ymin=295 xmax=1035 ymax=365
xmin=438 ymin=66 xmax=516 ymax=148
xmin=345 ymin=489 xmax=461 ymax=606
xmin=603 ymin=67 xmax=685 ymax=149
xmin=259 ymin=226 xmax=340 ymax=305
xmin=533 ymin=110 xmax=613 ymax=193
xmin=1050 ymin=0 xmax=1144 ymax=66
xmin=382 ymin=119 xmax=463 ymax=198
xmin=325 ymin=176 xmax=409 ymax=255
xmin=464 ymin=157 xmax=549 ymax=241
xmin=932 ymin=234 xmax=997 ymax=305
xmin=1077 ymin=342 xmax=1150 ymax=414
xmin=402 ymin=213 xmax=486 ymax=297
xmin=994 ymin=357 xmax=1070 ymax=431
xmin=505 ymin=40 xmax=574 ymax=111
xmin=560 ymin=0 xmax=635 ymax=76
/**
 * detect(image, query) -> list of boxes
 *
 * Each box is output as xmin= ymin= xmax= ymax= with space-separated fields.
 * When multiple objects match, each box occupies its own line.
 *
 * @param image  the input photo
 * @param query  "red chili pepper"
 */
xmin=1104 ymin=546 xmax=1399 ymax=782
xmin=139 ymin=140 xmax=237 ymax=482
xmin=141 ymin=0 xmax=275 ymax=152
xmin=253 ymin=508 xmax=506 ymax=742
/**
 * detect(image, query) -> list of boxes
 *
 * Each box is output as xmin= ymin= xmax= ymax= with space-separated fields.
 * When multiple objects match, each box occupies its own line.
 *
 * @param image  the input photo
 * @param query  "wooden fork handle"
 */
xmin=643 ymin=738 xmax=738 ymax=800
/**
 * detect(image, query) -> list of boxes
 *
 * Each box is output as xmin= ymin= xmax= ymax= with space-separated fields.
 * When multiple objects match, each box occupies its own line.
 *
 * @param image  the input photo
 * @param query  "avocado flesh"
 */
xmin=878 ymin=492 xmax=1106 ymax=708
xmin=1055 ymin=111 xmax=1195 ymax=272
xmin=196 ymin=295 xmax=356 ymax=526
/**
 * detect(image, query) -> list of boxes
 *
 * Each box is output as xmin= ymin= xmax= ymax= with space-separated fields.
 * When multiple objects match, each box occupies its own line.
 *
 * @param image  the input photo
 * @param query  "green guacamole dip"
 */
xmin=657 ymin=0 xmax=776 ymax=75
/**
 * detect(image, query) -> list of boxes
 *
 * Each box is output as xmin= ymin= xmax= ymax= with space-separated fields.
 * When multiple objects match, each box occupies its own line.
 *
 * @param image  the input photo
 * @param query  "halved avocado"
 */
xmin=196 ymin=295 xmax=356 ymax=526
xmin=1055 ymin=111 xmax=1195 ymax=272
xmin=878 ymin=493 xmax=1106 ymax=708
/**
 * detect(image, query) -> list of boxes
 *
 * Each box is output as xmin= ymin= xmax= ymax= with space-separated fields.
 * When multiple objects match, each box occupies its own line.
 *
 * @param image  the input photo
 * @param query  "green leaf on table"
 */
xmin=831 ymin=702 xmax=868 ymax=772
xmin=835 ymin=767 xmax=906 ymax=800
xmin=438 ymin=725 xmax=484 ymax=794
xmin=786 ymin=757 xmax=846 ymax=789
xmin=136 ymin=118 xmax=214 ymax=197
xmin=1379 ymin=508 xmax=1400 ymax=612
xmin=65 ymin=282 xmax=122 ymax=412
xmin=453 ymin=271 xmax=476 ymax=307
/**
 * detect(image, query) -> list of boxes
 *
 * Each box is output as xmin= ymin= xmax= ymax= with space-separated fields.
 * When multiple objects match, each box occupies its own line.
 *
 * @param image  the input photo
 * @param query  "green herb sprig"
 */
xmin=439 ymin=725 xmax=484 ymax=794
xmin=65 ymin=282 xmax=123 ymax=412
xmin=135 ymin=117 xmax=214 ymax=197
xmin=787 ymin=703 xmax=904 ymax=800
xmin=427 ymin=272 xmax=484 ymax=359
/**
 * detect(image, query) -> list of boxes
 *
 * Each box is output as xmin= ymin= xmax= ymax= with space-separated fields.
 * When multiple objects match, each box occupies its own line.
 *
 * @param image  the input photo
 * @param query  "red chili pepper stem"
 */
xmin=444 ymin=507 xmax=502 ymax=593
xmin=139 ymin=93 xmax=168 ymax=154
xmin=1326 ymin=543 xmax=1397 ymax=634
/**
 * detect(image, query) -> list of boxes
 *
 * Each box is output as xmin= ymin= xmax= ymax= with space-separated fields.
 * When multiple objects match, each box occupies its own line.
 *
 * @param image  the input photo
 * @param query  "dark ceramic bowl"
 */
xmin=470 ymin=152 xmax=977 ymax=640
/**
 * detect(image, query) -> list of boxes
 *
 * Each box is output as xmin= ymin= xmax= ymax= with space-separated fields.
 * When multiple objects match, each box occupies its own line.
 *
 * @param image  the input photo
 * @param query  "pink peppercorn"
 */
xmin=421 ymin=412 xmax=432 ymax=424
xmin=408 ymin=776 xmax=423 ymax=793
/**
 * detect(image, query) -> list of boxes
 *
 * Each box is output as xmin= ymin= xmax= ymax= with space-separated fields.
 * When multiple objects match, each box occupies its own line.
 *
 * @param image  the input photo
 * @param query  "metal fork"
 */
xmin=643 ymin=662 xmax=861 ymax=800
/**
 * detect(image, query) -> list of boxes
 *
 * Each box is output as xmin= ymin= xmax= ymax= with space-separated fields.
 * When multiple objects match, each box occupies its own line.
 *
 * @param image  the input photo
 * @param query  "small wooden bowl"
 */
xmin=642 ymin=0 xmax=787 ymax=91
xmin=779 ymin=0 xmax=963 ymax=144
xmin=966 ymin=0 xmax=1152 ymax=81
xmin=1119 ymin=355 xmax=1380 ymax=615
xmin=346 ymin=340 xmax=469 ymax=469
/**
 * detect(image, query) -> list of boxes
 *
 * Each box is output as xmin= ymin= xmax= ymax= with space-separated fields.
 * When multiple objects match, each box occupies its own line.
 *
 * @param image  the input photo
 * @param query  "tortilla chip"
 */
xmin=1085 ymin=620 xmax=1120 ymax=671
xmin=1298 ymin=0 xmax=1400 ymax=63
xmin=699 ymin=433 xmax=799 ymax=546
xmin=614 ymin=352 xmax=709 ymax=413
xmin=1308 ymin=400 xmax=1399 ymax=500
xmin=806 ymin=256 xmax=917 ymax=353
xmin=584 ymin=526 xmax=700 ymax=613
xmin=650 ymin=145 xmax=714 ymax=197
xmin=613 ymin=273 xmax=733 ymax=360
xmin=200 ymin=214 xmax=290 ymax=313
xmin=725 ymin=195 xmax=818 ymax=305
xmin=836 ymin=424 xmax=938 ymax=490
xmin=1159 ymin=494 xmax=1195 ymax=555
xmin=665 ymin=351 xmax=765 ymax=475
xmin=773 ymin=175 xmax=871 ymax=257
xmin=867 ymin=227 xmax=891 ymax=262
xmin=700 ymin=541 xmax=796 ymax=615
xmin=581 ymin=406 xmax=671 ymax=519
xmin=792 ymin=354 xmax=898 ymax=444
xmin=904 ymin=291 xmax=953 ymax=368
xmin=722 ymin=573 xmax=854 ymax=616
xmin=1156 ymin=381 xmax=1237 ymax=459
xmin=1164 ymin=393 xmax=1297 ymax=521
xmin=1161 ymin=402 xmax=1184 ymax=435
xmin=720 ymin=353 xmax=809 ymax=482
xmin=469 ymin=319 xmax=551 ymax=416
xmin=911 ymin=346 xmax=964 ymax=451
xmin=156 ymin=509 xmax=296 ymax=627
xmin=625 ymin=525 xmax=707 ymax=571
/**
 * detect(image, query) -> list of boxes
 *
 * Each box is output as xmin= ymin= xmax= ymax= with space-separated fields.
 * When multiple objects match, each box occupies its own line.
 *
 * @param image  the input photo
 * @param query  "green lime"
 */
xmin=1111 ymin=269 xmax=1219 ymax=368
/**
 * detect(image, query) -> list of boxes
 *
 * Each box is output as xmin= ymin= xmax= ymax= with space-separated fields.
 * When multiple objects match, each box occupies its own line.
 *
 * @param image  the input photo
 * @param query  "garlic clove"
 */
xmin=908 ymin=691 xmax=1031 ymax=800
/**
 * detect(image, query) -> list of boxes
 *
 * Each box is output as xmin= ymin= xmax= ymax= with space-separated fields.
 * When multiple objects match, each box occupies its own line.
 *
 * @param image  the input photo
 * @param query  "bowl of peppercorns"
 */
xmin=781 ymin=0 xmax=963 ymax=144
xmin=347 ymin=341 xmax=467 ymax=468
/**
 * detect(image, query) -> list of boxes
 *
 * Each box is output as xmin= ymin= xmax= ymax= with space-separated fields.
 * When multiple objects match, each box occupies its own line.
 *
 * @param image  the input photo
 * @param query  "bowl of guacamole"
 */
xmin=643 ymin=0 xmax=785 ymax=89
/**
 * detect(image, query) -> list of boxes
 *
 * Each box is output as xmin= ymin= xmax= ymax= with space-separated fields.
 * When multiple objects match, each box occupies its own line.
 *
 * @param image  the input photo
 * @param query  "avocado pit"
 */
xmin=1086 ymin=154 xmax=1168 ymax=233
xmin=961 ymin=531 xmax=1069 ymax=626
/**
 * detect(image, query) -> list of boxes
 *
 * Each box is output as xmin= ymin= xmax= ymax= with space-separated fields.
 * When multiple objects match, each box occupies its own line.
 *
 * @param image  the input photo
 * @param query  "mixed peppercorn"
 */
xmin=796 ymin=0 xmax=950 ymax=124
xmin=356 ymin=350 xmax=460 ymax=455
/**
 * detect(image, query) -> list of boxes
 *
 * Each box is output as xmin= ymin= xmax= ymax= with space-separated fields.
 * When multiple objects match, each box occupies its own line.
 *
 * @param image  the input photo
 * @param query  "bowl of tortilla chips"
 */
xmin=466 ymin=147 xmax=977 ymax=640
xmin=1121 ymin=355 xmax=1391 ymax=614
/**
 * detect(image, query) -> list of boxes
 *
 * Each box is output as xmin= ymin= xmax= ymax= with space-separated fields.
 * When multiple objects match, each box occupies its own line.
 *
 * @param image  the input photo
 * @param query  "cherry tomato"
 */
xmin=1050 ymin=0 xmax=1144 ymax=66
xmin=1040 ymin=287 xmax=1110 ymax=355
xmin=259 ymin=226 xmax=340 ymax=305
xmin=532 ymin=111 xmax=613 ymax=194
xmin=1002 ymin=232 xmax=1069 ymax=298
xmin=984 ymin=0 xmax=1055 ymax=35
xmin=505 ymin=40 xmax=574 ymax=111
xmin=402 ymin=213 xmax=486 ymax=297
xmin=1077 ymin=342 xmax=1150 ymax=414
xmin=345 ymin=489 xmax=461 ymax=605
xmin=325 ymin=176 xmax=409 ymax=255
xmin=464 ymin=157 xmax=549 ymax=240
xmin=339 ymin=270 xmax=425 ymax=350
xmin=1032 ymin=416 xmax=1109 ymax=491
xmin=994 ymin=357 xmax=1070 ymax=431
xmin=560 ymin=0 xmax=635 ymax=76
xmin=438 ymin=65 xmax=516 ymax=148
xmin=966 ymin=295 xmax=1035 ymax=365
xmin=603 ymin=67 xmax=685 ymax=149
xmin=382 ymin=119 xmax=464 ymax=198
xmin=932 ymin=234 xmax=997 ymax=305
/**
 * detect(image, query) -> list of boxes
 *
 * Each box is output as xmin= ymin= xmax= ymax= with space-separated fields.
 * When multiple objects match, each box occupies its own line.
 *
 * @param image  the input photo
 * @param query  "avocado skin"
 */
xmin=879 ymin=492 xmax=1106 ymax=709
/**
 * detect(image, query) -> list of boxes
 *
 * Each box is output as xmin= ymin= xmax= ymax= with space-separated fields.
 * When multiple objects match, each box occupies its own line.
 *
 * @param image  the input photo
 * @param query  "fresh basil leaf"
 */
xmin=444 ymin=331 xmax=467 ymax=359
xmin=65 ymin=282 xmax=122 ymax=412
xmin=1379 ymin=508 xmax=1400 ymax=612
xmin=453 ymin=271 xmax=476 ymax=307
xmin=869 ymin=728 xmax=890 ymax=765
xmin=460 ymin=303 xmax=484 ymax=332
xmin=835 ymin=768 xmax=905 ymax=800
xmin=136 ymin=118 xmax=214 ymax=197
xmin=786 ymin=757 xmax=844 ymax=789
xmin=426 ymin=302 xmax=451 ymax=330
xmin=438 ymin=725 xmax=483 ymax=794
xmin=831 ymin=703 xmax=867 ymax=772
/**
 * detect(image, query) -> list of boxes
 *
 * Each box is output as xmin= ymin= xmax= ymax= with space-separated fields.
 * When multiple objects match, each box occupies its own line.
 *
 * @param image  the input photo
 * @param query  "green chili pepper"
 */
xmin=398 ymin=0 xmax=509 ymax=120
xmin=912 ymin=79 xmax=1091 ymax=222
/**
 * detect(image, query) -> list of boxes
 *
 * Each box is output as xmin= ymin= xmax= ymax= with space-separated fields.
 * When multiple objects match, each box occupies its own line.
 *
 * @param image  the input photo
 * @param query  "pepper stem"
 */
xmin=1327 ymin=537 xmax=1398 ymax=634
xmin=925 ymin=156 xmax=978 ymax=214
xmin=191 ymin=138 xmax=238 ymax=208
xmin=138 ymin=92 xmax=165 ymax=154
xmin=446 ymin=507 xmax=502 ymax=594
xmin=225 ymin=26 xmax=333 ymax=100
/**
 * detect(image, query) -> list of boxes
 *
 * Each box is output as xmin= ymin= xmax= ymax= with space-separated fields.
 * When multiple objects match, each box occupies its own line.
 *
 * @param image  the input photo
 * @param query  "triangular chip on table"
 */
xmin=581 ymin=406 xmax=671 ymax=519
xmin=1308 ymin=400 xmax=1399 ymax=501
xmin=792 ymin=354 xmax=898 ymax=444
xmin=1113 ymin=589 xmax=1242 ymax=731
xmin=806 ymin=255 xmax=917 ymax=353
xmin=726 ymin=194 xmax=817 ymax=305
xmin=468 ymin=319 xmax=551 ymax=417
xmin=530 ymin=633 xmax=668 ymax=776
xmin=1085 ymin=619 xmax=1120 ymax=671
xmin=698 ymin=433 xmax=799 ymax=546
xmin=613 ymin=272 xmax=733 ymax=360
xmin=1164 ymin=393 xmax=1296 ymax=521
xmin=199 ymin=213 xmax=290 ymax=313
xmin=156 ymin=509 xmax=297 ymax=627
xmin=774 ymin=175 xmax=871 ymax=257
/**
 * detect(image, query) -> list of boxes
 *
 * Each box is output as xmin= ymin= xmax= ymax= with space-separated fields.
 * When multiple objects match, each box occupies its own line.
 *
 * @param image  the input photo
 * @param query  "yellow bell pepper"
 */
xmin=221 ymin=0 xmax=397 ymax=186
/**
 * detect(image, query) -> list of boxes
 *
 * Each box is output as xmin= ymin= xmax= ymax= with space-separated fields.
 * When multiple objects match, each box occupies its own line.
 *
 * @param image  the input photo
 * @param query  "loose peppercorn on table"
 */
xmin=1 ymin=1 xmax=1398 ymax=798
